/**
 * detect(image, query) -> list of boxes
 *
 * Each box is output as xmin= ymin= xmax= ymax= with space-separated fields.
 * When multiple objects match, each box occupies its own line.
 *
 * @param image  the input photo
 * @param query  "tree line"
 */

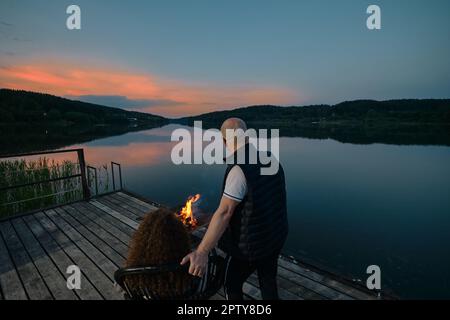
xmin=0 ymin=89 xmax=167 ymax=126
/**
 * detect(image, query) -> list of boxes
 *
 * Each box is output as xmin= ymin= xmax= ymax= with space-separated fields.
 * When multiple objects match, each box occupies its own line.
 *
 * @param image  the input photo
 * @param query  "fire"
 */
xmin=178 ymin=194 xmax=200 ymax=228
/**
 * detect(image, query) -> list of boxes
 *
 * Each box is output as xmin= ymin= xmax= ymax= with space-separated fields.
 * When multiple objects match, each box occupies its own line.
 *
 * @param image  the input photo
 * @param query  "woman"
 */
xmin=124 ymin=207 xmax=194 ymax=298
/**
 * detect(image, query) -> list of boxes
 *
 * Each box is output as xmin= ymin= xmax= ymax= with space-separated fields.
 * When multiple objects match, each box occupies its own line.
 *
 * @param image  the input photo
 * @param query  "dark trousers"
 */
xmin=224 ymin=251 xmax=280 ymax=300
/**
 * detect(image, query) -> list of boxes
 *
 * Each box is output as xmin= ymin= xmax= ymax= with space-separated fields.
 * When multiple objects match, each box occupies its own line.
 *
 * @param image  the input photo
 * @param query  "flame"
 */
xmin=178 ymin=194 xmax=200 ymax=228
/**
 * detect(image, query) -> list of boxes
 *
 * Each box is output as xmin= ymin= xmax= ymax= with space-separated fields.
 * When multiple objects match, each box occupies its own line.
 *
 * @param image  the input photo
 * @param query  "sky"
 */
xmin=1 ymin=0 xmax=449 ymax=117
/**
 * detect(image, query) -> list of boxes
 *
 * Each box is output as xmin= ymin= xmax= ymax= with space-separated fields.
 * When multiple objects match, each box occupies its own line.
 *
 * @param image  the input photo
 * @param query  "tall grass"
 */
xmin=0 ymin=158 xmax=110 ymax=219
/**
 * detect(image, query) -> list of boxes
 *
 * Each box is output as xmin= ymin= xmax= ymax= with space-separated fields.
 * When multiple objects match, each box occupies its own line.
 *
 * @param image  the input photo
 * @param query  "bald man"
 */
xmin=181 ymin=118 xmax=288 ymax=300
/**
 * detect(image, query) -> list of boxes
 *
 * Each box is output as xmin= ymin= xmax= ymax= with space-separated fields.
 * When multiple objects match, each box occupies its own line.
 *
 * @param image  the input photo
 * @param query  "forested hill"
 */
xmin=0 ymin=89 xmax=167 ymax=125
xmin=1 ymin=89 xmax=450 ymax=149
xmin=179 ymin=99 xmax=450 ymax=127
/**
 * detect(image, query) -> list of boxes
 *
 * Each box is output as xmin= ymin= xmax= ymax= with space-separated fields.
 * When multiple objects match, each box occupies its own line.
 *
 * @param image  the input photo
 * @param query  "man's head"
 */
xmin=220 ymin=118 xmax=248 ymax=152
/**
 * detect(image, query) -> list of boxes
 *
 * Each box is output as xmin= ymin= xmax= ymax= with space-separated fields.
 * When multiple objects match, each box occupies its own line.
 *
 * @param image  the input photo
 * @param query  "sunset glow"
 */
xmin=0 ymin=62 xmax=300 ymax=117
xmin=67 ymin=142 xmax=171 ymax=167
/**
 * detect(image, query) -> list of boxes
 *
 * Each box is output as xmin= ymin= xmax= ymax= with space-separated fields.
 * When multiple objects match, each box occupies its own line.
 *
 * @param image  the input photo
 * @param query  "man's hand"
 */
xmin=180 ymin=249 xmax=208 ymax=277
xmin=180 ymin=196 xmax=238 ymax=277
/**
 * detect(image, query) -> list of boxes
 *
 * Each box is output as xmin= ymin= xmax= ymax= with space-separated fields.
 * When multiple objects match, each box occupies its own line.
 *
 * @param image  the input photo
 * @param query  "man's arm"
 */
xmin=180 ymin=195 xmax=239 ymax=277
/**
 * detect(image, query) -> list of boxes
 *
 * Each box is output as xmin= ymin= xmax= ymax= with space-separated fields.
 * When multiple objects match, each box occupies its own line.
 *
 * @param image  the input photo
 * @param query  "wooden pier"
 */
xmin=0 ymin=191 xmax=379 ymax=300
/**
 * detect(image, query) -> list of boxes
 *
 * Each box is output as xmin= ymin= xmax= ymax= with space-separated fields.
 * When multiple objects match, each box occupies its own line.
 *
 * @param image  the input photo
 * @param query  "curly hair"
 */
xmin=125 ymin=207 xmax=193 ymax=298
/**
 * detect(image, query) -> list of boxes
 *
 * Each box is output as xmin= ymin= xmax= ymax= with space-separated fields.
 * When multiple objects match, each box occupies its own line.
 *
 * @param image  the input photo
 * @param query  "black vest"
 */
xmin=219 ymin=144 xmax=288 ymax=261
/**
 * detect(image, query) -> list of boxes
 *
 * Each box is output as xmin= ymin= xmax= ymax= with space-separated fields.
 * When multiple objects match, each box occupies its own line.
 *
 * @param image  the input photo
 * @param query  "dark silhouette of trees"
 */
xmin=0 ymin=88 xmax=167 ymax=125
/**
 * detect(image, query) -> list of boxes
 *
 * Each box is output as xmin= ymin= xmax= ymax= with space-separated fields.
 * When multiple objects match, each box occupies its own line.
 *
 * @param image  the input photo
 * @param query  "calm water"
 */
xmin=65 ymin=124 xmax=450 ymax=299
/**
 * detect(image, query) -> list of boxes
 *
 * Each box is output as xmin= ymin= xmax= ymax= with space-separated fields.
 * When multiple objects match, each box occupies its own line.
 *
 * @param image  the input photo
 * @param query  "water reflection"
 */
xmin=58 ymin=124 xmax=450 ymax=299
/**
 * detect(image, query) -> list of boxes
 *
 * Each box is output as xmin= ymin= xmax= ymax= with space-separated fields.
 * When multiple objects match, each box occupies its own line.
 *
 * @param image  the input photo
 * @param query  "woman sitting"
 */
xmin=123 ymin=207 xmax=194 ymax=299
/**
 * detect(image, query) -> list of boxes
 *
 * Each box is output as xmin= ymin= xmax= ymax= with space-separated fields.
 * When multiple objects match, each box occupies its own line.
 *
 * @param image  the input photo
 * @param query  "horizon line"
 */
xmin=2 ymin=87 xmax=450 ymax=120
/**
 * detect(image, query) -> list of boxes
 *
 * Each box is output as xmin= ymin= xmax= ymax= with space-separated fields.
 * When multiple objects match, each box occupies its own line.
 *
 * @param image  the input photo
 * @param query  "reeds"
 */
xmin=0 ymin=158 xmax=110 ymax=219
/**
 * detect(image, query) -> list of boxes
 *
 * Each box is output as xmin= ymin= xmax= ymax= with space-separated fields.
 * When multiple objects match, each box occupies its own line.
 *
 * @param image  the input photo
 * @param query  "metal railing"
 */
xmin=0 ymin=149 xmax=91 ymax=204
xmin=0 ymin=149 xmax=126 ymax=219
xmin=111 ymin=161 xmax=123 ymax=191
xmin=87 ymin=165 xmax=99 ymax=196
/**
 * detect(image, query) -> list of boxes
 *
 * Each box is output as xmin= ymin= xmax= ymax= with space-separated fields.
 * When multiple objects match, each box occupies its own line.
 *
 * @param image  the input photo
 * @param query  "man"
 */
xmin=181 ymin=118 xmax=288 ymax=300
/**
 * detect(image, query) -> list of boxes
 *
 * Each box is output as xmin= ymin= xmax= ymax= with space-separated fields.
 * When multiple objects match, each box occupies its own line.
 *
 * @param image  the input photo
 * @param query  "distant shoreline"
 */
xmin=1 ymin=89 xmax=450 ymax=154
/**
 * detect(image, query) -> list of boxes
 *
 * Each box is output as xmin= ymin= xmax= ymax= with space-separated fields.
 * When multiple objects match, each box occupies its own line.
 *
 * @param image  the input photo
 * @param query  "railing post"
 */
xmin=87 ymin=166 xmax=98 ymax=196
xmin=77 ymin=149 xmax=91 ymax=200
xmin=111 ymin=162 xmax=116 ymax=191
xmin=111 ymin=162 xmax=123 ymax=191
xmin=118 ymin=163 xmax=123 ymax=190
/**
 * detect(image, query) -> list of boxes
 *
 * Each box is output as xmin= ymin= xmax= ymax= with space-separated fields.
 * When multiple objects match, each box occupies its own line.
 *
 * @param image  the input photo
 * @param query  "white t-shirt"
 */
xmin=223 ymin=166 xmax=248 ymax=202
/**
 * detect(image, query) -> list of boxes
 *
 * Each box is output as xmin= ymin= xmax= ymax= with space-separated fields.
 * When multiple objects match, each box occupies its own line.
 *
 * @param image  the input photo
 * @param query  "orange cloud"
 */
xmin=0 ymin=62 xmax=300 ymax=117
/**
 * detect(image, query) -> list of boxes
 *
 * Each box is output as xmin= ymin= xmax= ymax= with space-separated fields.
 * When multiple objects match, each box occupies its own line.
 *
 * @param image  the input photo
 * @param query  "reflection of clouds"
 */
xmin=5 ymin=125 xmax=280 ymax=169
xmin=8 ymin=127 xmax=176 ymax=167
xmin=86 ymin=133 xmax=171 ymax=147
xmin=83 ymin=125 xmax=188 ymax=147
xmin=80 ymin=142 xmax=173 ymax=167
xmin=141 ymin=124 xmax=192 ymax=136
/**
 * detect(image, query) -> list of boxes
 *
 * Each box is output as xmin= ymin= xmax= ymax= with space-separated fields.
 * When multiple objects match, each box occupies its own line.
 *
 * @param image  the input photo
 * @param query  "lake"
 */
xmin=59 ymin=124 xmax=450 ymax=299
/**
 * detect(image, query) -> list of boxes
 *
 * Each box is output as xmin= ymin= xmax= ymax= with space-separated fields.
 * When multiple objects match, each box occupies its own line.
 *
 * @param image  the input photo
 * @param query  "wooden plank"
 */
xmin=115 ymin=192 xmax=158 ymax=212
xmin=276 ymin=275 xmax=326 ymax=300
xmin=74 ymin=202 xmax=135 ymax=238
xmin=0 ymin=220 xmax=53 ymax=300
xmin=105 ymin=193 xmax=152 ymax=213
xmin=34 ymin=211 xmax=122 ymax=300
xmin=65 ymin=204 xmax=130 ymax=250
xmin=209 ymin=286 xmax=226 ymax=300
xmin=278 ymin=257 xmax=376 ymax=300
xmin=89 ymin=200 xmax=139 ymax=230
xmin=101 ymin=194 xmax=153 ymax=218
xmin=11 ymin=217 xmax=78 ymax=300
xmin=115 ymin=191 xmax=158 ymax=209
xmin=95 ymin=197 xmax=142 ymax=222
xmin=103 ymin=195 xmax=157 ymax=226
xmin=0 ymin=227 xmax=27 ymax=300
xmin=276 ymin=265 xmax=352 ymax=300
xmin=45 ymin=209 xmax=122 ymax=276
xmin=245 ymin=273 xmax=303 ymax=300
xmin=247 ymin=272 xmax=323 ymax=300
xmin=242 ymin=282 xmax=261 ymax=300
xmin=23 ymin=214 xmax=102 ymax=300
xmin=54 ymin=207 xmax=126 ymax=266
xmin=210 ymin=293 xmax=226 ymax=300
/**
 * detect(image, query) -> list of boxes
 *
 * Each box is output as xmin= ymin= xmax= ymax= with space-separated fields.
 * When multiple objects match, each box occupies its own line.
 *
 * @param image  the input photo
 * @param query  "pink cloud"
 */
xmin=0 ymin=62 xmax=300 ymax=117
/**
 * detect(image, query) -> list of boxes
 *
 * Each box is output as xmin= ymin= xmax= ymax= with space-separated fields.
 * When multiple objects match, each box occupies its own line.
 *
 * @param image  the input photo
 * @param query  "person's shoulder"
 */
xmin=227 ymin=165 xmax=246 ymax=181
xmin=224 ymin=165 xmax=248 ymax=201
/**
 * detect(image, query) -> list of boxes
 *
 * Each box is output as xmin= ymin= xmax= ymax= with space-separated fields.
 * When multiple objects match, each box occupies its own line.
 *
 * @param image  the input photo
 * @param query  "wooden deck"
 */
xmin=0 ymin=191 xmax=378 ymax=300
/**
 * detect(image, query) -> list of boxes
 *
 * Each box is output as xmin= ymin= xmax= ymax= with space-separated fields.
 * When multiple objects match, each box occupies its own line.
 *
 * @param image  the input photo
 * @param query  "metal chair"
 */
xmin=114 ymin=249 xmax=225 ymax=300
